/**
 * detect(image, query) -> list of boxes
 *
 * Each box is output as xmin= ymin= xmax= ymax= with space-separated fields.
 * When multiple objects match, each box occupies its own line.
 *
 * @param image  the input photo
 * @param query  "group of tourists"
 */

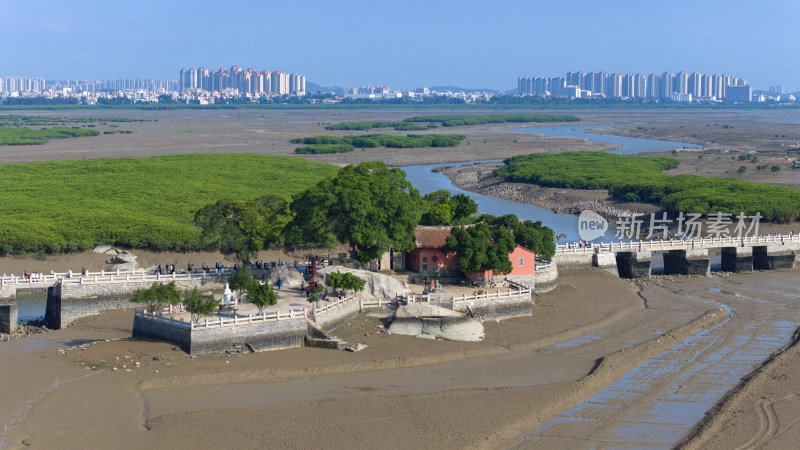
xmin=152 ymin=262 xmax=227 ymax=276
xmin=566 ymin=240 xmax=592 ymax=249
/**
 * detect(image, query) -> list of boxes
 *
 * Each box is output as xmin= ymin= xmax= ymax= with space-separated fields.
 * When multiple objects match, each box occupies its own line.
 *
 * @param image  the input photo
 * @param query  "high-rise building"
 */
xmin=674 ymin=72 xmax=688 ymax=94
xmin=712 ymin=74 xmax=724 ymax=99
xmin=647 ymin=73 xmax=659 ymax=98
xmin=271 ymin=71 xmax=289 ymax=95
xmin=289 ymin=73 xmax=306 ymax=95
xmin=592 ymin=72 xmax=605 ymax=96
xmin=660 ymin=71 xmax=673 ymax=98
xmin=701 ymin=74 xmax=713 ymax=97
xmin=688 ymin=72 xmax=701 ymax=97
xmin=634 ymin=73 xmax=647 ymax=98
xmin=622 ymin=74 xmax=634 ymax=98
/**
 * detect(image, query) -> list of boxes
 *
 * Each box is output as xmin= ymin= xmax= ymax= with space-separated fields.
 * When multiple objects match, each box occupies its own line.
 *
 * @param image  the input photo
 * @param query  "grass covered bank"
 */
xmin=0 ymin=154 xmax=339 ymax=254
xmin=495 ymin=152 xmax=800 ymax=222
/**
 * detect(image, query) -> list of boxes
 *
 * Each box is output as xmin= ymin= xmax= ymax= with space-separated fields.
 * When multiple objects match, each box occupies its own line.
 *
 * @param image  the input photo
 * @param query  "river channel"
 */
xmin=401 ymin=124 xmax=700 ymax=243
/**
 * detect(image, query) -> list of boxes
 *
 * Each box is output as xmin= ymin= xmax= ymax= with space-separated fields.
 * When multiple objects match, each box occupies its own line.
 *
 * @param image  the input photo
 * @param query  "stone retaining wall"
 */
xmin=534 ymin=264 xmax=558 ymax=293
xmin=47 ymin=278 xmax=225 ymax=329
xmin=452 ymin=296 xmax=533 ymax=321
xmin=0 ymin=303 xmax=17 ymax=333
xmin=132 ymin=314 xmax=192 ymax=352
xmin=313 ymin=297 xmax=361 ymax=332
xmin=131 ymin=313 xmax=309 ymax=355
xmin=190 ymin=318 xmax=308 ymax=354
xmin=552 ymin=252 xmax=594 ymax=269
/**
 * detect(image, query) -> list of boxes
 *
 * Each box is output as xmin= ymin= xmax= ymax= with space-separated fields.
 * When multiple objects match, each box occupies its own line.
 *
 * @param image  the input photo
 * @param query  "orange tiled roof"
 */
xmin=414 ymin=226 xmax=452 ymax=248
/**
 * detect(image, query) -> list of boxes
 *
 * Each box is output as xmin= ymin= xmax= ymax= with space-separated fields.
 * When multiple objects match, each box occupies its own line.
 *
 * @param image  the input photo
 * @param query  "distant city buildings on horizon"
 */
xmin=0 ymin=76 xmax=177 ymax=95
xmin=517 ymin=71 xmax=779 ymax=103
xmin=179 ymin=66 xmax=306 ymax=97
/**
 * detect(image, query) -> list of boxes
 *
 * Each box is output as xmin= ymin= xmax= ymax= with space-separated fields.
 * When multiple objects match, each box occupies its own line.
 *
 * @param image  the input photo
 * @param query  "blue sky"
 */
xmin=1 ymin=0 xmax=798 ymax=91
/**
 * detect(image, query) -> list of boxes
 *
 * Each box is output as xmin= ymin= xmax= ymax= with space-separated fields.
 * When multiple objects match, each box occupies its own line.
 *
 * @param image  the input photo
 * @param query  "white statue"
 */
xmin=223 ymin=283 xmax=234 ymax=306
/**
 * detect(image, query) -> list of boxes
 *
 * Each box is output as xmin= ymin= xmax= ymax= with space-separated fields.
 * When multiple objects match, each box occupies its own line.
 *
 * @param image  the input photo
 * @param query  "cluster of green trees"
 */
xmin=0 ymin=126 xmax=100 ymax=145
xmin=0 ymin=115 xmax=146 ymax=127
xmin=324 ymin=121 xmax=430 ymax=131
xmin=291 ymin=133 xmax=466 ymax=152
xmin=131 ymin=271 xmax=280 ymax=322
xmin=443 ymin=214 xmax=555 ymax=275
xmin=419 ymin=190 xmax=478 ymax=226
xmin=495 ymin=152 xmax=800 ymax=222
xmin=403 ymin=114 xmax=581 ymax=127
xmin=227 ymin=267 xmax=278 ymax=313
xmin=130 ymin=282 xmax=221 ymax=323
xmin=321 ymin=114 xmax=581 ymax=131
xmin=294 ymin=144 xmax=355 ymax=154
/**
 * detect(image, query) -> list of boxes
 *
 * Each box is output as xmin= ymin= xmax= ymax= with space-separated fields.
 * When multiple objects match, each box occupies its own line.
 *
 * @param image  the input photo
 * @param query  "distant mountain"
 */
xmin=306 ymin=82 xmax=344 ymax=96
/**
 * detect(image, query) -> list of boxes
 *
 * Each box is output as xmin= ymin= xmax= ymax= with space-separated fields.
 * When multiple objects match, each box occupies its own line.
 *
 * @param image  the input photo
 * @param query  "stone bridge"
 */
xmin=553 ymin=234 xmax=799 ymax=278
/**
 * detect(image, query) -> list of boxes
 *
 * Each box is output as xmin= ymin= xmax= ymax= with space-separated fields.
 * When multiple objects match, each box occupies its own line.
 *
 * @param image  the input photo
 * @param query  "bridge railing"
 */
xmin=556 ymin=233 xmax=800 ymax=254
xmin=1 ymin=268 xmax=232 ymax=287
xmin=135 ymin=308 xmax=310 ymax=330
xmin=401 ymin=288 xmax=531 ymax=309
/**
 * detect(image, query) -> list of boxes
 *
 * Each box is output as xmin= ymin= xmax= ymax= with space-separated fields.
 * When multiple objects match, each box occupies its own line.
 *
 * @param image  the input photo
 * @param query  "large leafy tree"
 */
xmin=194 ymin=195 xmax=290 ymax=258
xmin=419 ymin=190 xmax=478 ymax=226
xmin=443 ymin=222 xmax=516 ymax=275
xmin=130 ymin=281 xmax=181 ymax=313
xmin=283 ymin=161 xmax=425 ymax=264
xmin=482 ymin=214 xmax=556 ymax=261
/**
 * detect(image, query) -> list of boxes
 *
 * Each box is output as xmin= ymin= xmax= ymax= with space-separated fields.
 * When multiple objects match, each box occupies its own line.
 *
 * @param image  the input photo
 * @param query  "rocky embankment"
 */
xmin=0 ymin=319 xmax=50 ymax=342
xmin=438 ymin=163 xmax=658 ymax=222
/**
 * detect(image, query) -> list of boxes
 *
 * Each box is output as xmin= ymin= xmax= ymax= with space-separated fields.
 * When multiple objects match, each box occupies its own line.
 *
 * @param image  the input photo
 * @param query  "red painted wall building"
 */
xmin=406 ymin=226 xmax=536 ymax=280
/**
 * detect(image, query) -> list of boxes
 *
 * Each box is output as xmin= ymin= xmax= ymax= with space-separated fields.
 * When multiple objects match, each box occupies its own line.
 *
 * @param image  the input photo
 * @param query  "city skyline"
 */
xmin=518 ymin=70 xmax=755 ymax=102
xmin=1 ymin=0 xmax=798 ymax=91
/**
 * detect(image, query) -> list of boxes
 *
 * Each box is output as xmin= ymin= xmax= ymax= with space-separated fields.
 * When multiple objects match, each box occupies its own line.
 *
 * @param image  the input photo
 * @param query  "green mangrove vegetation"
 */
xmin=0 ymin=154 xmax=338 ymax=254
xmin=494 ymin=152 xmax=800 ymax=222
xmin=294 ymin=144 xmax=355 ymax=154
xmin=0 ymin=115 xmax=149 ymax=127
xmin=324 ymin=121 xmax=430 ymax=131
xmin=291 ymin=133 xmax=465 ymax=153
xmin=323 ymin=113 xmax=580 ymax=131
xmin=0 ymin=126 xmax=101 ymax=145
xmin=403 ymin=113 xmax=581 ymax=127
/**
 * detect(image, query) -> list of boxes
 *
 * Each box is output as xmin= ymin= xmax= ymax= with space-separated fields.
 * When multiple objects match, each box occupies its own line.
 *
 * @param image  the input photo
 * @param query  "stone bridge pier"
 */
xmin=721 ymin=247 xmax=753 ymax=272
xmin=753 ymin=245 xmax=797 ymax=270
xmin=1 ymin=284 xmax=17 ymax=333
xmin=663 ymin=249 xmax=710 ymax=276
xmin=615 ymin=252 xmax=652 ymax=279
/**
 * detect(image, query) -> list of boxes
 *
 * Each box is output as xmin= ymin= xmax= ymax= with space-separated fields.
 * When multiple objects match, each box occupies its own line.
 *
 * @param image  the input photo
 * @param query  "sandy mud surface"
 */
xmin=1 ymin=269 xmax=799 ymax=449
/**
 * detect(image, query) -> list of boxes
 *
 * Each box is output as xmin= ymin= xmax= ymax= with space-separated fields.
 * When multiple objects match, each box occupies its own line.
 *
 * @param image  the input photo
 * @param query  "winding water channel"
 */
xmin=401 ymin=124 xmax=700 ymax=243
